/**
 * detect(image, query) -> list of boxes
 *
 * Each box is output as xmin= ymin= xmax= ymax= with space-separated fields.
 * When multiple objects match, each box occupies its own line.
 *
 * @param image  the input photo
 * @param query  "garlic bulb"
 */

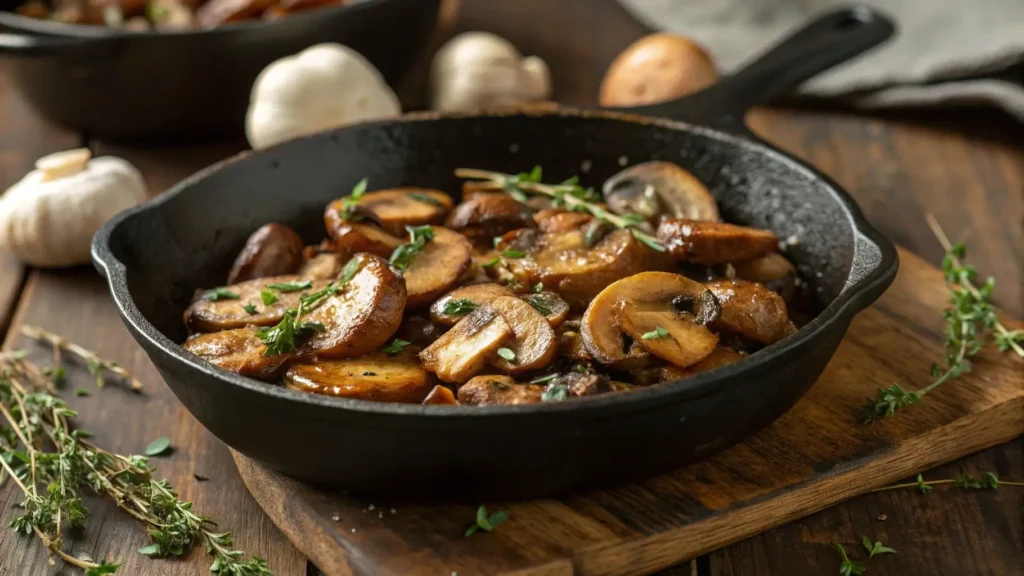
xmin=246 ymin=43 xmax=402 ymax=150
xmin=429 ymin=32 xmax=552 ymax=112
xmin=0 ymin=148 xmax=147 ymax=268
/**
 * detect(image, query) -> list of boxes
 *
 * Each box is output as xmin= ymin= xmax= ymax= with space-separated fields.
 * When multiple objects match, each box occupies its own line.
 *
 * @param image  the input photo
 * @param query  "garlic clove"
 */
xmin=519 ymin=55 xmax=552 ymax=101
xmin=36 ymin=148 xmax=92 ymax=183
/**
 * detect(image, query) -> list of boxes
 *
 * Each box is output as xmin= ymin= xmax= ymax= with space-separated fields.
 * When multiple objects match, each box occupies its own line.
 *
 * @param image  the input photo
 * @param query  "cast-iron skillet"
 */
xmin=0 ymin=0 xmax=440 ymax=139
xmin=93 ymin=6 xmax=900 ymax=499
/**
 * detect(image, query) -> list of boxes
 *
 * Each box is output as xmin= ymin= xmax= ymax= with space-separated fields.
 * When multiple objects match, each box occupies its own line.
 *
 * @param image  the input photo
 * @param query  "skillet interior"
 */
xmin=97 ymin=109 xmax=897 ymax=498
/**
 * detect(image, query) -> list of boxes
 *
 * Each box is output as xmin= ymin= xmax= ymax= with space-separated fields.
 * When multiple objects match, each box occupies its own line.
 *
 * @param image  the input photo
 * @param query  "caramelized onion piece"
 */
xmin=705 ymin=280 xmax=796 ymax=345
xmin=657 ymin=219 xmax=779 ymax=265
xmin=227 ymin=223 xmax=304 ymax=284
xmin=582 ymin=271 xmax=719 ymax=369
xmin=284 ymin=348 xmax=433 ymax=403
xmin=604 ymin=162 xmax=719 ymax=223
xmin=301 ymin=254 xmax=407 ymax=358
xmin=182 ymin=328 xmax=291 ymax=381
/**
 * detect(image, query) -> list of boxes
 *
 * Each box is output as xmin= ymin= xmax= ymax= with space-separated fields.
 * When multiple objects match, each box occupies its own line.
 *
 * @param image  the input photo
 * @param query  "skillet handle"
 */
xmin=618 ymin=6 xmax=896 ymax=131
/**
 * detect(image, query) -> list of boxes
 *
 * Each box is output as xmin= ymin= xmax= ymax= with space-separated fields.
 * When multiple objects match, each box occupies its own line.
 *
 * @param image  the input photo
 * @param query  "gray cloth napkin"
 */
xmin=615 ymin=0 xmax=1024 ymax=121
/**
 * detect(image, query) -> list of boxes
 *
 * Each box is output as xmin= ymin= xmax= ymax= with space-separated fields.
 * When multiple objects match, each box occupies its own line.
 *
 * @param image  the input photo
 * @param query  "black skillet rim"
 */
xmin=0 ymin=0 xmax=393 ymax=37
xmin=92 ymin=106 xmax=900 ymax=419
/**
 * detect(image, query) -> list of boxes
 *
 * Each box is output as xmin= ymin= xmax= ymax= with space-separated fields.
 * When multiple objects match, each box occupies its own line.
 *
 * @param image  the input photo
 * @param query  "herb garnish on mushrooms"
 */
xmin=200 ymin=287 xmax=240 ymax=302
xmin=389 ymin=225 xmax=435 ymax=271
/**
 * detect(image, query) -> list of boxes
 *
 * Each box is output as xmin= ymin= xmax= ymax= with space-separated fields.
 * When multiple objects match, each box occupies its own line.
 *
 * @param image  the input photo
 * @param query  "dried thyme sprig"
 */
xmin=455 ymin=167 xmax=665 ymax=252
xmin=20 ymin=325 xmax=143 ymax=391
xmin=1 ymin=348 xmax=271 ymax=574
xmin=861 ymin=216 xmax=1023 ymax=422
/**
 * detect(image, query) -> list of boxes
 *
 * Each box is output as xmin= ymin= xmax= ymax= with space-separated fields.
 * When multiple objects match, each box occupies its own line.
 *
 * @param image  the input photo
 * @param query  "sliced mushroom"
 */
xmin=533 ymin=209 xmax=593 ymax=233
xmin=457 ymin=375 xmax=545 ymax=405
xmin=521 ymin=291 xmax=570 ymax=328
xmin=487 ymin=295 xmax=558 ymax=374
xmin=324 ymin=210 xmax=403 ymax=259
xmin=182 ymin=328 xmax=292 ymax=381
xmin=283 ymin=348 xmax=433 ymax=403
xmin=423 ymin=384 xmax=458 ymax=405
xmin=705 ymin=280 xmax=796 ymax=345
xmin=419 ymin=304 xmax=514 ymax=383
xmin=582 ymin=271 xmax=719 ymax=369
xmin=549 ymin=371 xmax=616 ymax=397
xmin=348 ymin=188 xmax=454 ymax=236
xmin=495 ymin=227 xmax=653 ymax=309
xmin=684 ymin=345 xmax=746 ymax=374
xmin=184 ymin=275 xmax=328 ymax=333
xmin=730 ymin=253 xmax=798 ymax=302
xmin=445 ymin=193 xmax=534 ymax=244
xmin=301 ymin=254 xmax=407 ymax=358
xmin=657 ymin=218 xmax=779 ymax=265
xmin=227 ymin=223 xmax=305 ymax=285
xmin=298 ymin=251 xmax=344 ymax=281
xmin=402 ymin=227 xmax=473 ymax=308
xmin=604 ymin=162 xmax=719 ymax=223
xmin=430 ymin=283 xmax=514 ymax=327
xmin=557 ymin=328 xmax=593 ymax=363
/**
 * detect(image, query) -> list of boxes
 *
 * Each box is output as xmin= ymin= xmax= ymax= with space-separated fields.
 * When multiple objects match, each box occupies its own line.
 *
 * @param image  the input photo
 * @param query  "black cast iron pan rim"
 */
xmin=92 ymin=105 xmax=899 ymax=420
xmin=0 ymin=0 xmax=394 ymax=37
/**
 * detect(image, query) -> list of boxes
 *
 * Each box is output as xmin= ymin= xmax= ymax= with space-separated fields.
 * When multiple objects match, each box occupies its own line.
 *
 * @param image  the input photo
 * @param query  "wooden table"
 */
xmin=0 ymin=1 xmax=1020 ymax=574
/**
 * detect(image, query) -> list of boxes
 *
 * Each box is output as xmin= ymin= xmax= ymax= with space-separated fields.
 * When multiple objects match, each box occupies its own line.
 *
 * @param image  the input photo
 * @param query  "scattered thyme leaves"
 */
xmin=409 ymin=192 xmax=443 ymax=206
xmin=861 ymin=535 xmax=896 ymax=558
xmin=541 ymin=383 xmax=569 ymax=402
xmin=526 ymin=295 xmax=552 ymax=316
xmin=481 ymin=257 xmax=500 ymax=268
xmin=75 ymin=387 xmax=89 ymax=397
xmin=872 ymin=471 xmax=1023 ymax=494
xmin=381 ymin=339 xmax=411 ymax=355
xmin=442 ymin=299 xmax=480 ymax=316
xmin=200 ymin=288 xmax=240 ymax=302
xmin=833 ymin=543 xmax=865 ymax=576
xmin=338 ymin=178 xmax=368 ymax=221
xmin=500 ymin=249 xmax=526 ymax=259
xmin=242 ymin=304 xmax=258 ymax=315
xmin=265 ymin=280 xmax=312 ymax=293
xmin=389 ymin=225 xmax=435 ymax=271
xmin=496 ymin=348 xmax=516 ymax=362
xmin=260 ymin=290 xmax=278 ymax=305
xmin=530 ymin=374 xmax=559 ymax=385
xmin=144 ymin=437 xmax=171 ymax=457
xmin=464 ymin=506 xmax=508 ymax=537
xmin=641 ymin=326 xmax=669 ymax=340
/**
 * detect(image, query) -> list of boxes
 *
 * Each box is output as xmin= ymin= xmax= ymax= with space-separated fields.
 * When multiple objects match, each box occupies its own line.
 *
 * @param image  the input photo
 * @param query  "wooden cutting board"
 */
xmin=232 ymin=247 xmax=1024 ymax=576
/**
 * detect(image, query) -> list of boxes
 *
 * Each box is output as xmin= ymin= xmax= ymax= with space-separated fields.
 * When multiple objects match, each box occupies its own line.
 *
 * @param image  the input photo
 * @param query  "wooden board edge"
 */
xmin=232 ymin=450 xmax=363 ymax=576
xmin=573 ymin=395 xmax=1024 ymax=576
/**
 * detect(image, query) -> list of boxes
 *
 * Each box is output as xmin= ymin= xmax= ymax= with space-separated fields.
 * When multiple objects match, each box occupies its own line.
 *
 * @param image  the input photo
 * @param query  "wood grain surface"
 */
xmin=234 ymin=248 xmax=1024 ymax=576
xmin=0 ymin=0 xmax=1021 ymax=574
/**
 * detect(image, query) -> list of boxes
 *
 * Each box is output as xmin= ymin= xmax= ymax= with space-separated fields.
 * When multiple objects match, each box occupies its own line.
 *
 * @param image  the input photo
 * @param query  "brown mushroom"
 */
xmin=599 ymin=33 xmax=718 ymax=107
xmin=182 ymin=328 xmax=292 ymax=380
xmin=705 ymin=280 xmax=796 ymax=345
xmin=300 ymin=253 xmax=407 ymax=358
xmin=346 ymin=188 xmax=454 ymax=237
xmin=657 ymin=219 xmax=779 ymax=265
xmin=283 ymin=348 xmax=433 ymax=403
xmin=227 ymin=223 xmax=305 ymax=285
xmin=603 ymin=162 xmax=719 ymax=223
xmin=430 ymin=283 xmax=514 ymax=327
xmin=487 ymin=295 xmax=558 ymax=374
xmin=730 ymin=253 xmax=799 ymax=303
xmin=557 ymin=328 xmax=593 ymax=363
xmin=495 ymin=227 xmax=654 ymax=309
xmin=684 ymin=345 xmax=746 ymax=374
xmin=423 ymin=384 xmax=458 ymax=405
xmin=533 ymin=209 xmax=594 ymax=233
xmin=419 ymin=303 xmax=514 ymax=384
xmin=457 ymin=375 xmax=545 ymax=405
xmin=582 ymin=271 xmax=719 ymax=369
xmin=324 ymin=201 xmax=403 ymax=259
xmin=298 ymin=251 xmax=344 ymax=281
xmin=402 ymin=227 xmax=473 ymax=309
xmin=445 ymin=193 xmax=534 ymax=244
xmin=184 ymin=275 xmax=328 ymax=333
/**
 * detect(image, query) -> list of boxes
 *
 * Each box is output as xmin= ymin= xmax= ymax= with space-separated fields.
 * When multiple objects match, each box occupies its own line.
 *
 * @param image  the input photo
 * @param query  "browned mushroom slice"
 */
xmin=185 ymin=275 xmax=327 ymax=333
xmin=521 ymin=291 xmax=570 ymax=328
xmin=298 ymin=251 xmax=344 ymax=280
xmin=557 ymin=328 xmax=593 ymax=363
xmin=730 ymin=253 xmax=799 ymax=302
xmin=457 ymin=375 xmax=545 ymax=405
xmin=495 ymin=227 xmax=653 ymax=309
xmin=323 ymin=208 xmax=403 ymax=259
xmin=182 ymin=328 xmax=291 ymax=381
xmin=419 ymin=304 xmax=514 ymax=383
xmin=533 ymin=209 xmax=594 ymax=233
xmin=487 ymin=295 xmax=558 ymax=374
xmin=402 ymin=227 xmax=473 ymax=309
xmin=549 ymin=371 xmax=617 ymax=397
xmin=705 ymin=280 xmax=796 ymax=345
xmin=227 ymin=223 xmax=305 ymax=285
xmin=423 ymin=384 xmax=458 ymax=405
xmin=582 ymin=271 xmax=719 ymax=369
xmin=684 ymin=345 xmax=746 ymax=374
xmin=346 ymin=188 xmax=454 ymax=236
xmin=430 ymin=283 xmax=514 ymax=327
xmin=604 ymin=162 xmax=719 ymax=223
xmin=657 ymin=219 xmax=779 ymax=265
xmin=301 ymin=254 xmax=407 ymax=358
xmin=445 ymin=193 xmax=534 ymax=244
xmin=283 ymin=349 xmax=433 ymax=403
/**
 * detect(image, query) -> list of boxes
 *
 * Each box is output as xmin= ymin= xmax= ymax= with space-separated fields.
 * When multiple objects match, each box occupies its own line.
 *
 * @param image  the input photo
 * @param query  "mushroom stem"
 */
xmin=35 ymin=148 xmax=92 ymax=183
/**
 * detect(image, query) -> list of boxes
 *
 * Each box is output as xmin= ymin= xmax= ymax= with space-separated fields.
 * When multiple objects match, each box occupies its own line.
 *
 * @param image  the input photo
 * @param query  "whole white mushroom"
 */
xmin=430 ymin=32 xmax=552 ymax=112
xmin=245 ymin=43 xmax=401 ymax=150
xmin=0 ymin=148 xmax=147 ymax=268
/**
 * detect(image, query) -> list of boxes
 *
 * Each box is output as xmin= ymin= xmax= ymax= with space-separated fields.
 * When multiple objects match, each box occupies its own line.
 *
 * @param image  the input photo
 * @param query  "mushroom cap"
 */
xmin=599 ymin=33 xmax=718 ymax=107
xmin=604 ymin=161 xmax=720 ymax=224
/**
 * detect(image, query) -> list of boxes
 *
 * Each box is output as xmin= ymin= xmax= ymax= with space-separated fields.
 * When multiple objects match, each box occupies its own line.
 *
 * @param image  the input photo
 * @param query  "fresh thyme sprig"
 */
xmin=20 ymin=325 xmax=143 ymax=391
xmin=833 ymin=543 xmax=865 ymax=576
xmin=455 ymin=167 xmax=665 ymax=252
xmin=871 ymin=471 xmax=1022 ymax=493
xmin=0 ymin=350 xmax=271 ymax=575
xmin=464 ymin=506 xmax=508 ymax=537
xmin=861 ymin=216 xmax=1023 ymax=422
xmin=338 ymin=178 xmax=368 ymax=221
